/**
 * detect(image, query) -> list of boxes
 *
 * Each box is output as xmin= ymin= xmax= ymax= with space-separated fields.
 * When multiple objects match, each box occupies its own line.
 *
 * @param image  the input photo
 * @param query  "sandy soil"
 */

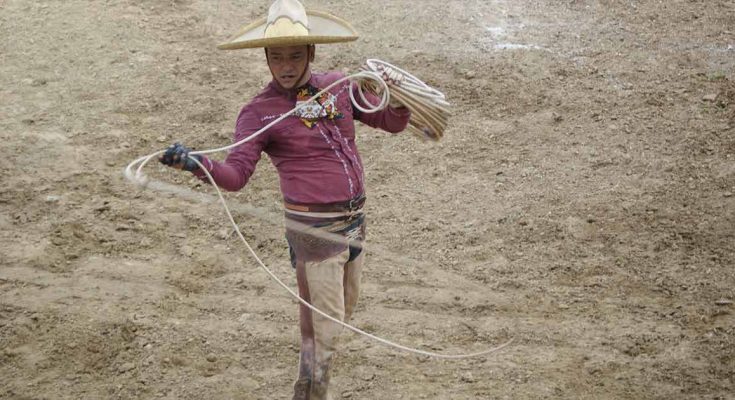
xmin=1 ymin=0 xmax=734 ymax=399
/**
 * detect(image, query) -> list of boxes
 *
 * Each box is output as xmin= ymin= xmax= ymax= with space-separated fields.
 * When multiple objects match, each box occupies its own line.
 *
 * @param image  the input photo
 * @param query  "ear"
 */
xmin=308 ymin=45 xmax=316 ymax=62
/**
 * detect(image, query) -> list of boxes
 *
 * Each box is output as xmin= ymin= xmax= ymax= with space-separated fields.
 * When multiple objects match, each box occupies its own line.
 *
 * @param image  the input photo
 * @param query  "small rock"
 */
xmin=206 ymin=354 xmax=217 ymax=363
xmin=715 ymin=299 xmax=733 ymax=306
xmin=218 ymin=228 xmax=231 ymax=240
xmin=361 ymin=371 xmax=375 ymax=381
xmin=342 ymin=391 xmax=354 ymax=398
xmin=463 ymin=70 xmax=476 ymax=80
xmin=157 ymin=136 xmax=167 ymax=143
xmin=45 ymin=195 xmax=61 ymax=203
xmin=461 ymin=372 xmax=476 ymax=383
xmin=180 ymin=246 xmax=194 ymax=257
xmin=118 ymin=362 xmax=135 ymax=373
xmin=94 ymin=203 xmax=111 ymax=212
xmin=724 ymin=192 xmax=733 ymax=198
xmin=702 ymin=93 xmax=718 ymax=102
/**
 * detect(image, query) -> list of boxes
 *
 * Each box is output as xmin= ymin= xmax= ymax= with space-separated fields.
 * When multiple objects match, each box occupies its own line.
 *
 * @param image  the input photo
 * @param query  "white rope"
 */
xmin=124 ymin=70 xmax=388 ymax=184
xmin=124 ymin=61 xmax=513 ymax=359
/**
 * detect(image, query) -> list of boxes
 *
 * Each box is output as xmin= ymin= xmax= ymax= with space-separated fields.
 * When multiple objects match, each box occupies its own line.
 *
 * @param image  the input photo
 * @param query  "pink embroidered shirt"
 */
xmin=194 ymin=71 xmax=411 ymax=204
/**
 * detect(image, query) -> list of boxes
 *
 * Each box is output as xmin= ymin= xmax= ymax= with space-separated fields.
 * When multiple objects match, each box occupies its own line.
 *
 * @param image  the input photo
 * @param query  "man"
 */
xmin=159 ymin=1 xmax=410 ymax=399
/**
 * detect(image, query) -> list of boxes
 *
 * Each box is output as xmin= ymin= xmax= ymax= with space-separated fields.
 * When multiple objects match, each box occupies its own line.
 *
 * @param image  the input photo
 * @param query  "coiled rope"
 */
xmin=361 ymin=59 xmax=450 ymax=140
xmin=124 ymin=60 xmax=513 ymax=359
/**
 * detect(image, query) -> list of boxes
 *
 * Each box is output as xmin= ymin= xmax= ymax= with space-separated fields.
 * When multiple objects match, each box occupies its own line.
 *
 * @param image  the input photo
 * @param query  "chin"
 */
xmin=278 ymin=80 xmax=296 ymax=89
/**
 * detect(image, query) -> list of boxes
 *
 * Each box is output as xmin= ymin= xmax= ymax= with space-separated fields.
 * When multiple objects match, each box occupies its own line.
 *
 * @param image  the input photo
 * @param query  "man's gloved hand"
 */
xmin=158 ymin=142 xmax=201 ymax=172
xmin=362 ymin=63 xmax=407 ymax=109
xmin=377 ymin=65 xmax=407 ymax=109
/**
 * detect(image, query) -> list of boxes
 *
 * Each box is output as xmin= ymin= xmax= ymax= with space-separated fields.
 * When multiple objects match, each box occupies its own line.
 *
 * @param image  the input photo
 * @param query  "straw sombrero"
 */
xmin=218 ymin=0 xmax=359 ymax=50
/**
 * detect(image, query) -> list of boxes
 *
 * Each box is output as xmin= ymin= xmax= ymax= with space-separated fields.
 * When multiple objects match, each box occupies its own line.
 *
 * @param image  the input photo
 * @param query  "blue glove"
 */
xmin=159 ymin=142 xmax=201 ymax=172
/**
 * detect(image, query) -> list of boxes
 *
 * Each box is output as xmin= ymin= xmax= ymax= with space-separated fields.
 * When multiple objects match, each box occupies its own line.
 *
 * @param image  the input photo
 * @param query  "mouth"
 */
xmin=280 ymin=74 xmax=297 ymax=82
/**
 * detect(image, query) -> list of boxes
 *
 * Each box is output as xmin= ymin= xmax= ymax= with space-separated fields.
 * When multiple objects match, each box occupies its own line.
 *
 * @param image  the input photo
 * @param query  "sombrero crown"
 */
xmin=218 ymin=0 xmax=358 ymax=50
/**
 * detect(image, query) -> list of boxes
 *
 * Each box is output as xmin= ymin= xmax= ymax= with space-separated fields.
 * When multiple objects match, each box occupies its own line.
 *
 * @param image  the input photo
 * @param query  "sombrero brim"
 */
xmin=218 ymin=10 xmax=358 ymax=50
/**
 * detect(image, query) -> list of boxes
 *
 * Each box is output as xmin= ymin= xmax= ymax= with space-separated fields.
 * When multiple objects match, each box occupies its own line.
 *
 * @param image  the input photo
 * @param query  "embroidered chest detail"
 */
xmin=294 ymin=84 xmax=344 ymax=128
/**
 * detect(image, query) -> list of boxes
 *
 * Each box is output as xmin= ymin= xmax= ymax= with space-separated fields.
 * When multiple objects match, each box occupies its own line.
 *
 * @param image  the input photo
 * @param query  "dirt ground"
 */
xmin=1 ymin=0 xmax=734 ymax=399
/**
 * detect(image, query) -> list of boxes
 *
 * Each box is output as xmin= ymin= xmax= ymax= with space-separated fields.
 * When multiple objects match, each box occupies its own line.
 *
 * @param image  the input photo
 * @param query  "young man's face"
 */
xmin=266 ymin=45 xmax=312 ymax=89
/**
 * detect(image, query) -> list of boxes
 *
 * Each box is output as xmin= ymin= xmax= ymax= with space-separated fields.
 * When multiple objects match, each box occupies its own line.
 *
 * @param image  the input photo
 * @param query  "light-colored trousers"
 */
xmin=291 ymin=246 xmax=364 ymax=400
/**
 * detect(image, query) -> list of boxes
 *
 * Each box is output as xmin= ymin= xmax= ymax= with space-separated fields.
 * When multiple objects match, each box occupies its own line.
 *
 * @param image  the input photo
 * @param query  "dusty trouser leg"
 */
xmin=293 ymin=249 xmax=350 ymax=400
xmin=343 ymin=249 xmax=364 ymax=322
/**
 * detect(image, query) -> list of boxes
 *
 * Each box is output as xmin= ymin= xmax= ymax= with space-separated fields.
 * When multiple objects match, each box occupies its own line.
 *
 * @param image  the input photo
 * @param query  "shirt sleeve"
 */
xmin=351 ymin=84 xmax=412 ymax=133
xmin=192 ymin=106 xmax=268 ymax=192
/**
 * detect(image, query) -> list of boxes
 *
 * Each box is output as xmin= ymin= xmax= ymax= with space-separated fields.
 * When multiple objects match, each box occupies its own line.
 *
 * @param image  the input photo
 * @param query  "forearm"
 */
xmin=358 ymin=104 xmax=411 ymax=133
xmin=192 ymin=155 xmax=252 ymax=192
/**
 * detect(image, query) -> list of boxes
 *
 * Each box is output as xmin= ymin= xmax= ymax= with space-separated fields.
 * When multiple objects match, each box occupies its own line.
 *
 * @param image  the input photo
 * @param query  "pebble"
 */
xmin=45 ymin=195 xmax=61 ymax=203
xmin=206 ymin=354 xmax=217 ymax=362
xmin=461 ymin=372 xmax=476 ymax=383
xmin=115 ymin=224 xmax=132 ymax=231
xmin=22 ymin=78 xmax=47 ymax=86
xmin=180 ymin=245 xmax=194 ymax=257
xmin=724 ymin=192 xmax=733 ymax=198
xmin=361 ymin=372 xmax=375 ymax=381
xmin=218 ymin=228 xmax=231 ymax=240
xmin=715 ymin=299 xmax=733 ymax=306
xmin=118 ymin=362 xmax=135 ymax=373
xmin=702 ymin=93 xmax=718 ymax=102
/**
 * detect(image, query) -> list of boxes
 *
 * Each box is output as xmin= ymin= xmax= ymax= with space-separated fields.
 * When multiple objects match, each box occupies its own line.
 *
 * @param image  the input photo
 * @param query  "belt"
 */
xmin=284 ymin=195 xmax=366 ymax=214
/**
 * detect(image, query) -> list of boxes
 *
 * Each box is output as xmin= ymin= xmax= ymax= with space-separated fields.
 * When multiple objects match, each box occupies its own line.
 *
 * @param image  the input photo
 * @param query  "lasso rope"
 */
xmin=361 ymin=59 xmax=450 ymax=140
xmin=124 ymin=61 xmax=513 ymax=359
